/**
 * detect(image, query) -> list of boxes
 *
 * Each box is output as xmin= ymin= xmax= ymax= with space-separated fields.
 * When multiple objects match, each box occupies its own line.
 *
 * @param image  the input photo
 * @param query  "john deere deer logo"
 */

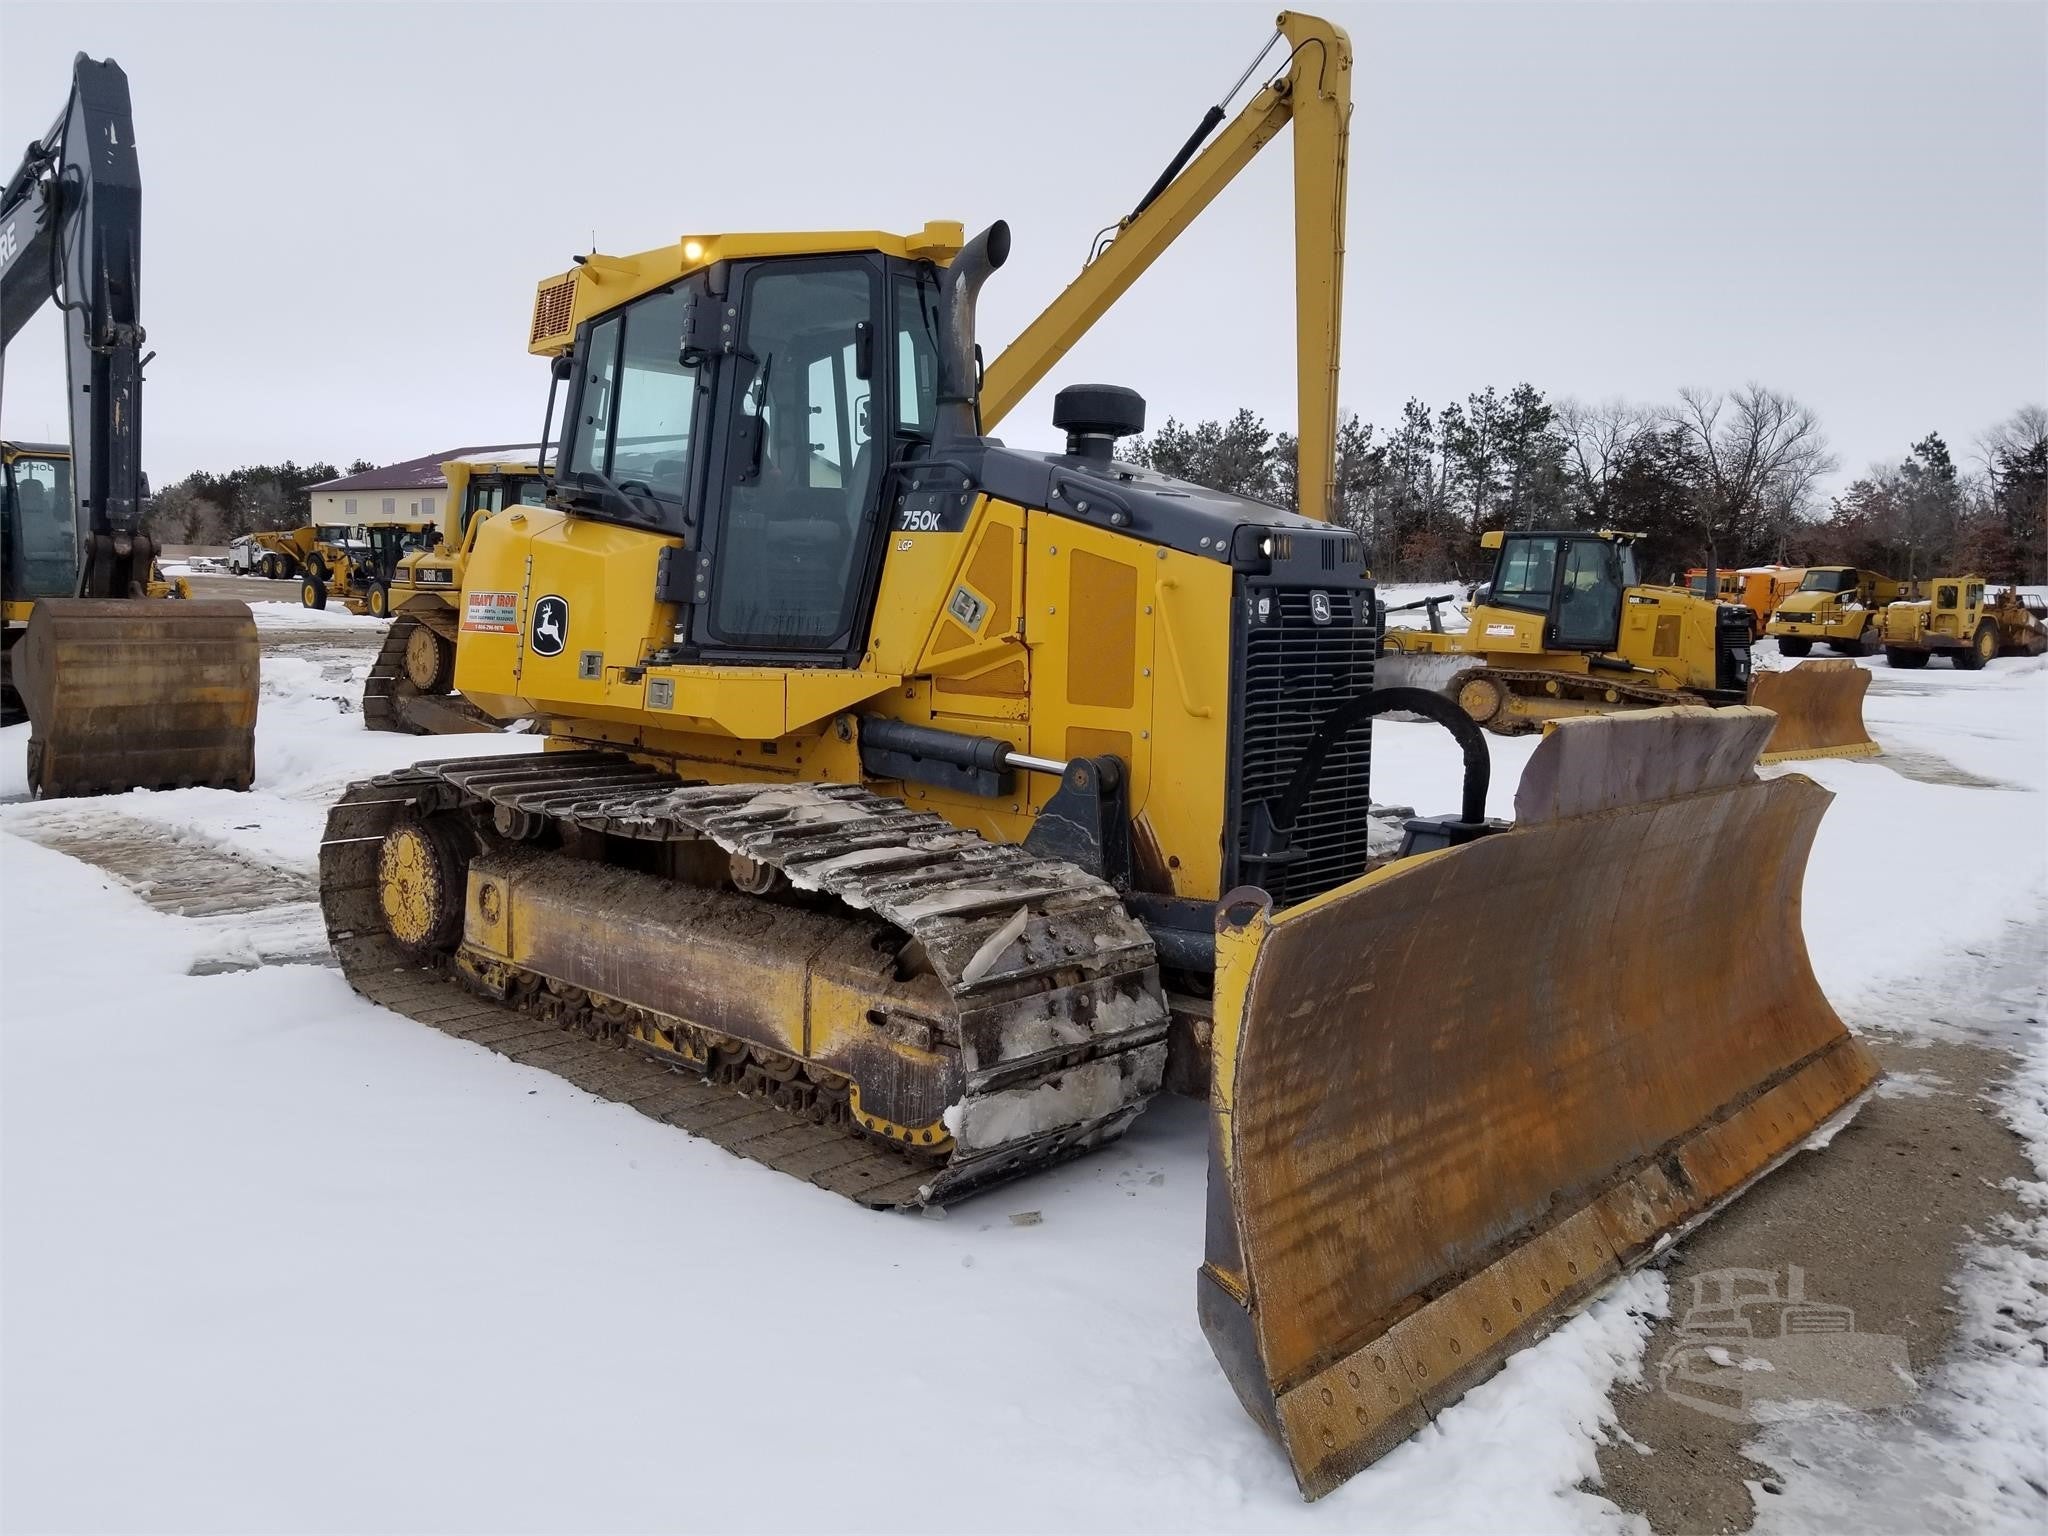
xmin=530 ymin=595 xmax=569 ymax=657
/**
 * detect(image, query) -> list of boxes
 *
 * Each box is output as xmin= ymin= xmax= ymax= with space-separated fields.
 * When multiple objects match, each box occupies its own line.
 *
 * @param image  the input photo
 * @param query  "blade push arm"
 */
xmin=980 ymin=11 xmax=1352 ymax=521
xmin=1 ymin=54 xmax=149 ymax=593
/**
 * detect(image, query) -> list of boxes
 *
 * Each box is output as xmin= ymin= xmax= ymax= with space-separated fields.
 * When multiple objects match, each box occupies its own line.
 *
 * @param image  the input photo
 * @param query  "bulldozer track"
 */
xmin=361 ymin=613 xmax=496 ymax=735
xmin=1453 ymin=664 xmax=1708 ymax=734
xmin=319 ymin=752 xmax=1169 ymax=1209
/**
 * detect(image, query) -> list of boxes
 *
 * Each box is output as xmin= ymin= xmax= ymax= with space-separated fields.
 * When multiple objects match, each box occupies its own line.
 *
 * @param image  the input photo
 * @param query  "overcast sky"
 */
xmin=3 ymin=0 xmax=2042 ymax=493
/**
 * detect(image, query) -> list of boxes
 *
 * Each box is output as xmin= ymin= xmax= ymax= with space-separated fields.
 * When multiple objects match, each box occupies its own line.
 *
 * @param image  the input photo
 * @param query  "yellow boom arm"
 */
xmin=981 ymin=10 xmax=1352 ymax=521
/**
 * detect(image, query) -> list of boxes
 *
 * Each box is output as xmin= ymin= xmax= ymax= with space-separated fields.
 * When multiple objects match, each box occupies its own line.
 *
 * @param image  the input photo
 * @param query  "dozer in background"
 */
xmin=1881 ymin=575 xmax=2048 ymax=668
xmin=1 ymin=55 xmax=257 ymax=799
xmin=1766 ymin=565 xmax=1904 ymax=656
xmin=318 ymin=12 xmax=1876 ymax=1498
xmin=361 ymin=450 xmax=546 ymax=734
xmin=1373 ymin=528 xmax=1875 ymax=761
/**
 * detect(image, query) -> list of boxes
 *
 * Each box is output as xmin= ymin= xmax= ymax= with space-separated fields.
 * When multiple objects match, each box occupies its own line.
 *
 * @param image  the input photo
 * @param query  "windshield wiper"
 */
xmin=570 ymin=465 xmax=661 ymax=524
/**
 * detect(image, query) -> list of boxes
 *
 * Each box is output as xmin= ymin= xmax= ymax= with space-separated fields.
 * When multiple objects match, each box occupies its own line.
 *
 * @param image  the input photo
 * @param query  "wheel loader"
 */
xmin=361 ymin=450 xmax=545 ymax=735
xmin=319 ymin=12 xmax=1876 ymax=1498
xmin=1374 ymin=528 xmax=1877 ymax=761
xmin=1 ymin=57 xmax=258 ymax=799
xmin=1881 ymin=575 xmax=2048 ymax=668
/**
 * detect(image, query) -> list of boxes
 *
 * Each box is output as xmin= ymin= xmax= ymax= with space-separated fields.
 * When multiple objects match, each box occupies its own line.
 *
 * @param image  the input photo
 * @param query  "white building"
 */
xmin=307 ymin=443 xmax=539 ymax=526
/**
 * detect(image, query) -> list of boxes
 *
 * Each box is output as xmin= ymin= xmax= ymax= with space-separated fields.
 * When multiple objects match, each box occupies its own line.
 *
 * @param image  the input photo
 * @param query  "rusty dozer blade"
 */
xmin=1198 ymin=706 xmax=1878 ymax=1500
xmin=1752 ymin=659 xmax=1878 ymax=763
xmin=14 ymin=599 xmax=259 ymax=798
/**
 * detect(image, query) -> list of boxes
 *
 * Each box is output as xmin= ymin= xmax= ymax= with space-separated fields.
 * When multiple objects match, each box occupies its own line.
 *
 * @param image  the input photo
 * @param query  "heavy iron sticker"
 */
xmin=462 ymin=590 xmax=519 ymax=634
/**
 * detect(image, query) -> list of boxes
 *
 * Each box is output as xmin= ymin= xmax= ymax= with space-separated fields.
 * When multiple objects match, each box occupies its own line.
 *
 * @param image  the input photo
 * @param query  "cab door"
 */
xmin=1550 ymin=537 xmax=1623 ymax=650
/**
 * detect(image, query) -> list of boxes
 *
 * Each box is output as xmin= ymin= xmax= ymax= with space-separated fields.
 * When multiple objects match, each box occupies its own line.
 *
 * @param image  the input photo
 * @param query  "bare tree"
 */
xmin=1558 ymin=398 xmax=1653 ymax=515
xmin=1973 ymin=403 xmax=2047 ymax=477
xmin=1666 ymin=385 xmax=1836 ymax=570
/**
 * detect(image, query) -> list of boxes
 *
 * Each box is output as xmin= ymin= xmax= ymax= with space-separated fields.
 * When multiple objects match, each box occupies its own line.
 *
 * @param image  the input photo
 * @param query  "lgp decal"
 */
xmin=462 ymin=590 xmax=519 ymax=633
xmin=530 ymin=595 xmax=569 ymax=657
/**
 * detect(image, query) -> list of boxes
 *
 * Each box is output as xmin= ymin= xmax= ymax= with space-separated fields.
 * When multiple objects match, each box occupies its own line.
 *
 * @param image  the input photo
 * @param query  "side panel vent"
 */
xmin=530 ymin=274 xmax=578 ymax=350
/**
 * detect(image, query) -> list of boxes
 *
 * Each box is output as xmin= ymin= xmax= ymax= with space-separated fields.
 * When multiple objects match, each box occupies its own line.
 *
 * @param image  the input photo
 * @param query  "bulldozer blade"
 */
xmin=1369 ymin=648 xmax=1474 ymax=698
xmin=14 ymin=599 xmax=259 ymax=798
xmin=1752 ymin=660 xmax=1878 ymax=763
xmin=1199 ymin=706 xmax=1877 ymax=1500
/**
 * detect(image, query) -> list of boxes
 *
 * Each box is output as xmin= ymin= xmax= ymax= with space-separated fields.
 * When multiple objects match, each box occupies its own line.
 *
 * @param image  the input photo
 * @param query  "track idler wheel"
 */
xmin=402 ymin=622 xmax=456 ymax=693
xmin=375 ymin=813 xmax=472 ymax=954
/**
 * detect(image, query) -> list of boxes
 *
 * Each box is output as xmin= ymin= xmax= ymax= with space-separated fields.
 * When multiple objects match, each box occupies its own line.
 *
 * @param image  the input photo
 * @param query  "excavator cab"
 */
xmin=1 ymin=443 xmax=81 ymax=608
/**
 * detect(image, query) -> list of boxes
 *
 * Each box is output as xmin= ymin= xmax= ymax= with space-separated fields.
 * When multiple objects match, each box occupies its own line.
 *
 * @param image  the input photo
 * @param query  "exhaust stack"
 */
xmin=934 ymin=220 xmax=1011 ymax=449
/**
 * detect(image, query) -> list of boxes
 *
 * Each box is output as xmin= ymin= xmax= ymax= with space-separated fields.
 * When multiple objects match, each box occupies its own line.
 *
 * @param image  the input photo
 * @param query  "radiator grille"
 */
xmin=1716 ymin=607 xmax=1753 ymax=692
xmin=1233 ymin=585 xmax=1379 ymax=908
xmin=530 ymin=275 xmax=577 ymax=348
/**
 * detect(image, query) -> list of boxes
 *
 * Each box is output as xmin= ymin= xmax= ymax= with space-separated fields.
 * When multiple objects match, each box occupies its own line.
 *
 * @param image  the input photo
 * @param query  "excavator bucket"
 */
xmin=1752 ymin=659 xmax=1878 ymax=763
xmin=1198 ymin=706 xmax=1877 ymax=1499
xmin=14 ymin=599 xmax=259 ymax=798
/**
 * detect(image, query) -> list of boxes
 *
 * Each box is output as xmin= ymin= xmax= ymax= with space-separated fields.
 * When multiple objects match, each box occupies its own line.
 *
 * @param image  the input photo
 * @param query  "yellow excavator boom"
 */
xmin=981 ymin=10 xmax=1351 ymax=521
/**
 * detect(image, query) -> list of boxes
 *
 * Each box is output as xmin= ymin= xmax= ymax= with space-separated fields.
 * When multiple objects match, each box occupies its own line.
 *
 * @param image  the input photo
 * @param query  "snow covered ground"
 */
xmin=1 ymin=630 xmax=2043 ymax=1533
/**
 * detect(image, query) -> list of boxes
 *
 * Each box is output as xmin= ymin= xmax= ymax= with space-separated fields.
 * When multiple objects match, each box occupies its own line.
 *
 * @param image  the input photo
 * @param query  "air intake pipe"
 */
xmin=933 ymin=220 xmax=1011 ymax=450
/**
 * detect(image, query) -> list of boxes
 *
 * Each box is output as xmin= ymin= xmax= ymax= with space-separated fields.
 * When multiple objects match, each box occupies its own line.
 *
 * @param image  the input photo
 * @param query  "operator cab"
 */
xmin=1797 ymin=569 xmax=1857 ymax=595
xmin=549 ymin=255 xmax=942 ymax=664
xmin=459 ymin=473 xmax=547 ymax=537
xmin=1 ymin=443 xmax=78 ymax=603
xmin=1485 ymin=529 xmax=1639 ymax=651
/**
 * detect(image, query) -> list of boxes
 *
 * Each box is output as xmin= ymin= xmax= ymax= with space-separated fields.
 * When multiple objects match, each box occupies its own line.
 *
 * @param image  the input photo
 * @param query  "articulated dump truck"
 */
xmin=317 ymin=204 xmax=1878 ymax=1493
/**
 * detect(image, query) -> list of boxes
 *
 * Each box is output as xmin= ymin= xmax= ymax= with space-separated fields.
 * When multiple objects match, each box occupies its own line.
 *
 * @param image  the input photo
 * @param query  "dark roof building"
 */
xmin=309 ymin=444 xmax=539 ymax=495
xmin=307 ymin=444 xmax=541 ymax=524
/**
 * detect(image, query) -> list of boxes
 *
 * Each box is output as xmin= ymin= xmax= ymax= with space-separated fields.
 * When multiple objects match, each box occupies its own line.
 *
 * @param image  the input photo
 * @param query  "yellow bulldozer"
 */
xmin=1375 ymin=531 xmax=1876 ymax=761
xmin=360 ymin=450 xmax=546 ymax=734
xmin=1 ymin=59 xmax=258 ymax=799
xmin=317 ymin=12 xmax=1876 ymax=1498
xmin=1880 ymin=575 xmax=2048 ymax=668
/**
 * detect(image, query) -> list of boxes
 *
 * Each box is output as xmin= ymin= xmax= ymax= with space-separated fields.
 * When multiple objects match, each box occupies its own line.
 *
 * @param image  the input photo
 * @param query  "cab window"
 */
xmin=563 ymin=286 xmax=699 ymax=520
xmin=2 ymin=453 xmax=78 ymax=600
xmin=895 ymin=273 xmax=940 ymax=435
xmin=709 ymin=261 xmax=881 ymax=651
xmin=1798 ymin=570 xmax=1854 ymax=594
xmin=1492 ymin=536 xmax=1559 ymax=614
